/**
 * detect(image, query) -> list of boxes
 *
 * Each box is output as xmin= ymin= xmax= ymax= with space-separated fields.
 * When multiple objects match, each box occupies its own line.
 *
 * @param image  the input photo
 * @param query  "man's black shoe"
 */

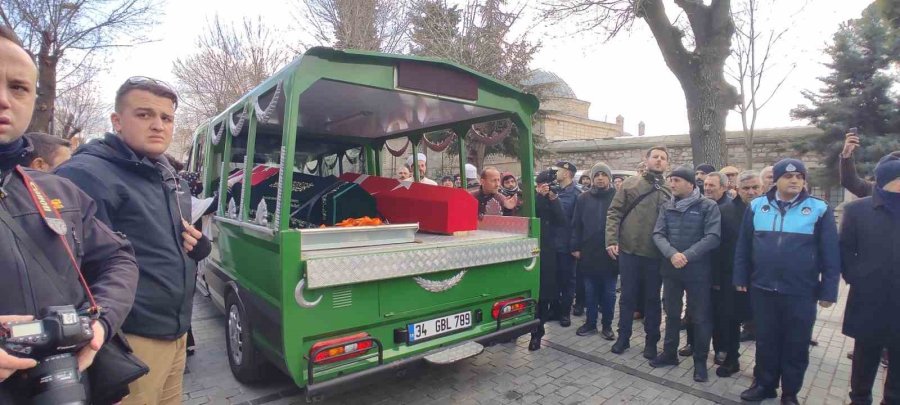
xmin=693 ymin=366 xmax=708 ymax=382
xmin=678 ymin=344 xmax=694 ymax=357
xmin=572 ymin=306 xmax=584 ymax=317
xmin=576 ymin=324 xmax=598 ymax=336
xmin=740 ymin=386 xmax=777 ymax=402
xmin=714 ymin=352 xmax=726 ymax=365
xmin=643 ymin=344 xmax=658 ymax=360
xmin=559 ymin=315 xmax=571 ymax=327
xmin=649 ymin=352 xmax=679 ymax=368
xmin=781 ymin=395 xmax=799 ymax=405
xmin=528 ymin=336 xmax=541 ymax=351
xmin=715 ymin=362 xmax=740 ymax=377
xmin=600 ymin=326 xmax=616 ymax=341
xmin=740 ymin=330 xmax=756 ymax=342
xmin=611 ymin=339 xmax=629 ymax=354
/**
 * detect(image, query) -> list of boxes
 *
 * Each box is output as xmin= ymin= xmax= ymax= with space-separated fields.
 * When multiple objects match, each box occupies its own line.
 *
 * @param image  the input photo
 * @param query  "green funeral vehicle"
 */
xmin=187 ymin=47 xmax=543 ymax=400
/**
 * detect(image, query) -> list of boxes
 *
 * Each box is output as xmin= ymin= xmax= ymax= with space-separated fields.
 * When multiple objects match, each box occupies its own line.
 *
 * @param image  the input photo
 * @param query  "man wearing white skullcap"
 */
xmin=406 ymin=153 xmax=438 ymax=185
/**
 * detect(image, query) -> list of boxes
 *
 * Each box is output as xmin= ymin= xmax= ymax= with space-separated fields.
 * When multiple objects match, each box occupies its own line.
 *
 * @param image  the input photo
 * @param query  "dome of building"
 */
xmin=523 ymin=70 xmax=578 ymax=99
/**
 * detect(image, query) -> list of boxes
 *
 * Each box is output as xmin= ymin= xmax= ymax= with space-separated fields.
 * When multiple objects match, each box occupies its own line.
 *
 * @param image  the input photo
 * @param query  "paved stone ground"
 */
xmin=182 ymin=281 xmax=887 ymax=404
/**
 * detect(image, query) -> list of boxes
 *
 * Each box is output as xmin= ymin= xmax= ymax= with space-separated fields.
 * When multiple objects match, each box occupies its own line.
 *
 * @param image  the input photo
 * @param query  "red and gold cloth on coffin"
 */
xmin=338 ymin=173 xmax=477 ymax=234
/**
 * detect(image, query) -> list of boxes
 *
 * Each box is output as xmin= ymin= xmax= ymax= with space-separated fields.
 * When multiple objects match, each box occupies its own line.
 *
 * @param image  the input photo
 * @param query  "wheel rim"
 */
xmin=228 ymin=304 xmax=244 ymax=365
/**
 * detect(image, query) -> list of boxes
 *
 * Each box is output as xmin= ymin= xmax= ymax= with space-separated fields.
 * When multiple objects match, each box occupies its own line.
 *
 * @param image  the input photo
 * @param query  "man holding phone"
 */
xmin=840 ymin=127 xmax=900 ymax=198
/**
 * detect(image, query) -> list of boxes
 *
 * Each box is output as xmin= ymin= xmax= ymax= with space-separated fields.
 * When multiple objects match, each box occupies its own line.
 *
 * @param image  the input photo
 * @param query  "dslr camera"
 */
xmin=1 ymin=305 xmax=94 ymax=405
xmin=546 ymin=168 xmax=564 ymax=194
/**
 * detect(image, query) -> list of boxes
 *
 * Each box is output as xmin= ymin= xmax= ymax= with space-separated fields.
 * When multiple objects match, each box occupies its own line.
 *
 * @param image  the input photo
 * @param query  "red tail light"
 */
xmin=492 ymin=297 xmax=527 ymax=320
xmin=310 ymin=332 xmax=374 ymax=365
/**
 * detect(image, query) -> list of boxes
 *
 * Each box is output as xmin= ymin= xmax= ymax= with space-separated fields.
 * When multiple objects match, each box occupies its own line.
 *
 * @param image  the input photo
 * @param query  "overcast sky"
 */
xmin=97 ymin=0 xmax=872 ymax=137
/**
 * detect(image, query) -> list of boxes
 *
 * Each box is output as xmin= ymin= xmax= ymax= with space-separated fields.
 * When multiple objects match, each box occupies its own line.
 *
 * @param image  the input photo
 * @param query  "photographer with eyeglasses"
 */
xmin=1 ymin=27 xmax=140 ymax=404
xmin=56 ymin=76 xmax=209 ymax=405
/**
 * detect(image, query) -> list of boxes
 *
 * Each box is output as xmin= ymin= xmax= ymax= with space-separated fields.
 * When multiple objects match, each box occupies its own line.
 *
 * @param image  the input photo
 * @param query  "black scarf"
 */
xmin=0 ymin=137 xmax=28 ymax=172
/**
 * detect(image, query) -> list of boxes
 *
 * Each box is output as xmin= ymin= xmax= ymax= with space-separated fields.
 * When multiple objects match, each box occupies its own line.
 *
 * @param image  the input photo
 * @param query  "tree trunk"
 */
xmin=467 ymin=141 xmax=487 ymax=173
xmin=683 ymin=62 xmax=733 ymax=168
xmin=28 ymin=31 xmax=58 ymax=134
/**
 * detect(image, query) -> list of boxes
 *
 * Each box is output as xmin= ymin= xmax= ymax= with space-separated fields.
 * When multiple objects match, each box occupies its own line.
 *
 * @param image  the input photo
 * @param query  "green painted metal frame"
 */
xmin=199 ymin=46 xmax=541 ymax=388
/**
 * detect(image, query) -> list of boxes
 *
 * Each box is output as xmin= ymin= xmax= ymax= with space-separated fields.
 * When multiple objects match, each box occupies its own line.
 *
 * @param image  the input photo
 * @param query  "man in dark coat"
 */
xmin=0 ymin=28 xmax=139 ymax=403
xmin=682 ymin=171 xmax=733 ymax=359
xmin=840 ymin=154 xmax=900 ymax=405
xmin=529 ymin=170 xmax=566 ymax=351
xmin=713 ymin=170 xmax=761 ymax=377
xmin=735 ymin=158 xmax=841 ymax=405
xmin=56 ymin=77 xmax=208 ymax=404
xmin=572 ymin=162 xmax=618 ymax=340
xmin=650 ymin=166 xmax=721 ymax=382
xmin=550 ymin=161 xmax=582 ymax=327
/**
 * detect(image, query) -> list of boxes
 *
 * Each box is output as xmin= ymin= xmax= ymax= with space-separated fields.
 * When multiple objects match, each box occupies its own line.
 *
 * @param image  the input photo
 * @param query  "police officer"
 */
xmin=0 ymin=26 xmax=139 ymax=402
xmin=650 ymin=166 xmax=721 ymax=382
xmin=734 ymin=158 xmax=840 ymax=405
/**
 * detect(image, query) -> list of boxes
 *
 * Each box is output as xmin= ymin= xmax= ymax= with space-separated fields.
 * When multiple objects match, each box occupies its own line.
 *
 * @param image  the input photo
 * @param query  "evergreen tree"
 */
xmin=407 ymin=0 xmax=541 ymax=169
xmin=791 ymin=4 xmax=900 ymax=185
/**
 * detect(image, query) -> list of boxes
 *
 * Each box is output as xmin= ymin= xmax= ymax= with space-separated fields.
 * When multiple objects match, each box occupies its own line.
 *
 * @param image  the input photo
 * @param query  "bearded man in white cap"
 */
xmin=406 ymin=153 xmax=437 ymax=185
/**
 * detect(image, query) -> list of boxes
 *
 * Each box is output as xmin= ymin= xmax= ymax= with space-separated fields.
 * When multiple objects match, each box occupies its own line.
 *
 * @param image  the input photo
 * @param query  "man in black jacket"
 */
xmin=650 ymin=166 xmax=721 ymax=382
xmin=0 ymin=27 xmax=139 ymax=403
xmin=529 ymin=170 xmax=566 ymax=351
xmin=572 ymin=162 xmax=618 ymax=340
xmin=56 ymin=77 xmax=208 ymax=405
xmin=713 ymin=170 xmax=761 ymax=378
xmin=840 ymin=154 xmax=900 ymax=405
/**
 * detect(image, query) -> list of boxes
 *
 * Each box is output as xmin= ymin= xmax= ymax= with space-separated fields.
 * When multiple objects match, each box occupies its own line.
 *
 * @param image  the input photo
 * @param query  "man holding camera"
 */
xmin=0 ymin=26 xmax=139 ymax=402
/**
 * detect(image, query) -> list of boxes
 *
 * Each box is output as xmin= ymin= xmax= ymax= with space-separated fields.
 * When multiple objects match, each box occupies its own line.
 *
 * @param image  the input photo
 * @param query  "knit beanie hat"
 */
xmin=875 ymin=153 xmax=900 ymax=188
xmin=590 ymin=162 xmax=612 ymax=180
xmin=695 ymin=164 xmax=715 ymax=175
xmin=406 ymin=153 xmax=427 ymax=167
xmin=772 ymin=158 xmax=807 ymax=181
xmin=667 ymin=165 xmax=696 ymax=186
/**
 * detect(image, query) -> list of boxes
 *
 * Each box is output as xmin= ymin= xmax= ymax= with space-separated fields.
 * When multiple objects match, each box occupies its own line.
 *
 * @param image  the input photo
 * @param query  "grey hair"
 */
xmin=706 ymin=172 xmax=728 ymax=187
xmin=738 ymin=170 xmax=760 ymax=184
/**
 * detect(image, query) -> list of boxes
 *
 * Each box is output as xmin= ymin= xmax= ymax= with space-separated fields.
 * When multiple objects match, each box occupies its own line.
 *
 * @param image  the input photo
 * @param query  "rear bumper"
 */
xmin=304 ymin=318 xmax=540 ymax=401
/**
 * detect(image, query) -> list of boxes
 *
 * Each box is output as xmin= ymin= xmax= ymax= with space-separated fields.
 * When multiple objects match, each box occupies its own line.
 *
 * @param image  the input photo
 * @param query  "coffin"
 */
xmin=339 ymin=173 xmax=478 ymax=234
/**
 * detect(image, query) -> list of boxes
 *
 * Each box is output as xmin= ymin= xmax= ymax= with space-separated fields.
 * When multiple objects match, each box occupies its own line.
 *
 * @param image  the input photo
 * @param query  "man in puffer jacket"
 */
xmin=650 ymin=165 xmax=721 ymax=382
xmin=734 ymin=158 xmax=840 ymax=405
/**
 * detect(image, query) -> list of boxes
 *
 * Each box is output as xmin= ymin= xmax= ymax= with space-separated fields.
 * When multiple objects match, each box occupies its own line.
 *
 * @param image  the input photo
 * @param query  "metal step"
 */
xmin=424 ymin=341 xmax=484 ymax=365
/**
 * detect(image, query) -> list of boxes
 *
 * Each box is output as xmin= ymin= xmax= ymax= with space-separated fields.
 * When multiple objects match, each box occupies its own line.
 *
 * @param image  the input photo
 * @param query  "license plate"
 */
xmin=407 ymin=311 xmax=472 ymax=343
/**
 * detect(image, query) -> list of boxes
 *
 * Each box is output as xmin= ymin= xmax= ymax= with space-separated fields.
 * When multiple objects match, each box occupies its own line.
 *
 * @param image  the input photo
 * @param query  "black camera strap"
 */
xmin=13 ymin=166 xmax=101 ymax=316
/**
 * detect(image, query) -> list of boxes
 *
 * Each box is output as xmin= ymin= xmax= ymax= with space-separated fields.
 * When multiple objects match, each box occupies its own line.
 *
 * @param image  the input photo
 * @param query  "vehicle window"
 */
xmin=223 ymin=123 xmax=249 ymax=219
xmin=245 ymin=127 xmax=283 ymax=228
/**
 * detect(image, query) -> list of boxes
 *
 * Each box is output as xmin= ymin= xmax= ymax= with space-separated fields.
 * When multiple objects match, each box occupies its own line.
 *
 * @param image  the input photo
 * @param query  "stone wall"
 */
xmin=537 ymin=111 xmax=623 ymax=142
xmin=535 ymin=126 xmax=824 ymax=172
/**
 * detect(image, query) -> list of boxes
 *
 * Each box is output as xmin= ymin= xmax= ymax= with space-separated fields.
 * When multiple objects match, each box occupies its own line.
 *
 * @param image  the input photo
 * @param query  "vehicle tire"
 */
xmin=225 ymin=291 xmax=266 ymax=383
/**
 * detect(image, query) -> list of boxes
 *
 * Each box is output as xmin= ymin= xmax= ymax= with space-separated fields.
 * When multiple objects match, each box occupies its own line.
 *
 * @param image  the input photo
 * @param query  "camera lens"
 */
xmin=25 ymin=353 xmax=88 ymax=405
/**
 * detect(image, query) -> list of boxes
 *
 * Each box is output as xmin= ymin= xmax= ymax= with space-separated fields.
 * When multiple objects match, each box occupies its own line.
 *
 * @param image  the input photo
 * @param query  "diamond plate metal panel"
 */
xmin=305 ymin=238 xmax=539 ymax=289
xmin=476 ymin=215 xmax=530 ymax=235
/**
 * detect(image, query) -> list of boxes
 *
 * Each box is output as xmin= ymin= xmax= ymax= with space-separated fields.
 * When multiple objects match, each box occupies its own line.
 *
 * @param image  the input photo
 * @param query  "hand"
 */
xmin=606 ymin=245 xmax=619 ymax=260
xmin=735 ymin=286 xmax=748 ymax=292
xmin=0 ymin=315 xmax=39 ymax=382
xmin=548 ymin=191 xmax=558 ymax=200
xmin=572 ymin=251 xmax=581 ymax=259
xmin=670 ymin=252 xmax=688 ymax=269
xmin=537 ymin=184 xmax=550 ymax=196
xmin=76 ymin=321 xmax=105 ymax=372
xmin=818 ymin=301 xmax=834 ymax=309
xmin=181 ymin=219 xmax=202 ymax=252
xmin=712 ymin=285 xmax=721 ymax=290
xmin=841 ymin=134 xmax=860 ymax=158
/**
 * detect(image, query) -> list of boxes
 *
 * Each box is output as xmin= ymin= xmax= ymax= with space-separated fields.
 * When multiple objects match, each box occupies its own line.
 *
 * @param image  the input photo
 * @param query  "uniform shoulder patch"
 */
xmin=51 ymin=198 xmax=64 ymax=210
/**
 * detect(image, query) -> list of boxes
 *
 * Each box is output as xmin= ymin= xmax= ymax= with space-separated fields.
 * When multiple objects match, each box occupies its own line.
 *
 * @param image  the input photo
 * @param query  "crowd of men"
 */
xmin=464 ymin=135 xmax=897 ymax=403
xmin=1 ymin=21 xmax=897 ymax=405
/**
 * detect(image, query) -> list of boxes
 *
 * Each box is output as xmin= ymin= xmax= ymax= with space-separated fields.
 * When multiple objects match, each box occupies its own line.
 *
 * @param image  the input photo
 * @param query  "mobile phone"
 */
xmin=848 ymin=127 xmax=858 ymax=136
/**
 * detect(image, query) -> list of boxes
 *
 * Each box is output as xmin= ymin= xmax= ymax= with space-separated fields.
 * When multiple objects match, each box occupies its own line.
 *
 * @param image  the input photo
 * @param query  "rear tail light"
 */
xmin=492 ymin=297 xmax=527 ymax=320
xmin=310 ymin=332 xmax=374 ymax=365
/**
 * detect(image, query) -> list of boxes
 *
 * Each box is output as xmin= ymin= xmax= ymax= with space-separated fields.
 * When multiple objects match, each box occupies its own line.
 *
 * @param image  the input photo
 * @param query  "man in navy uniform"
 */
xmin=734 ymin=158 xmax=840 ymax=404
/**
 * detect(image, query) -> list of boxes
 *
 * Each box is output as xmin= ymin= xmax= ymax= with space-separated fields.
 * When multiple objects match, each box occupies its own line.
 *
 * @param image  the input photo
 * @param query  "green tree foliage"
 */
xmin=791 ymin=5 xmax=900 ymax=185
